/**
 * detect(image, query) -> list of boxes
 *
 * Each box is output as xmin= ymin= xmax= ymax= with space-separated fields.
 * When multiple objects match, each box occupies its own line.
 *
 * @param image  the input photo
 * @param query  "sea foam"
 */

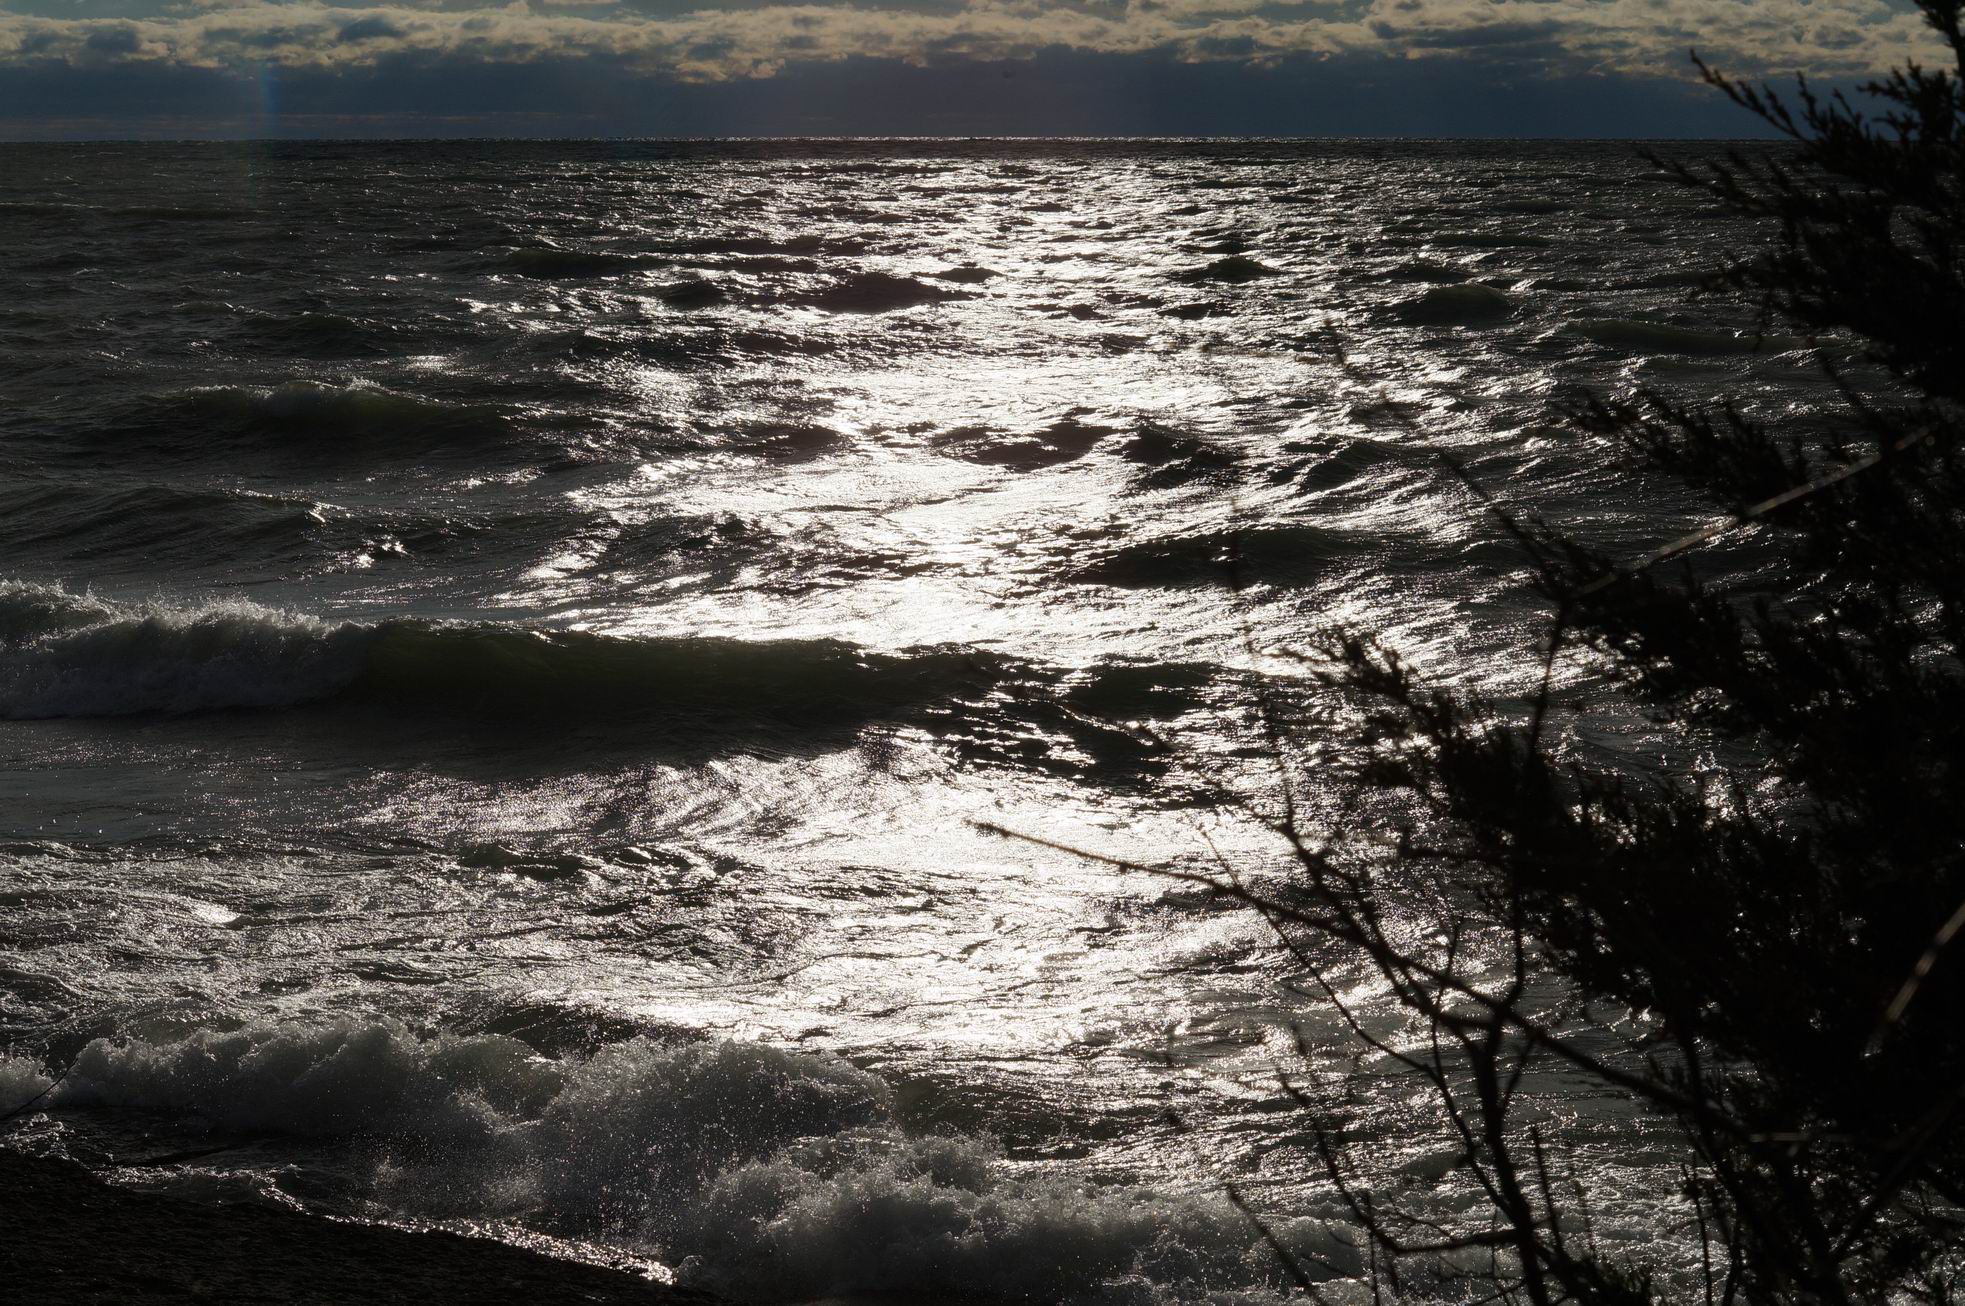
xmin=11 ymin=1020 xmax=1358 ymax=1303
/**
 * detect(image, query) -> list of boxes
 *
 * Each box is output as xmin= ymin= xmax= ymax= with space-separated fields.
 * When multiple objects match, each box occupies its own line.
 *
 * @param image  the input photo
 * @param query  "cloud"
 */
xmin=0 ymin=0 xmax=1944 ymax=86
xmin=0 ymin=0 xmax=1945 ymax=137
xmin=81 ymin=23 xmax=143 ymax=52
xmin=0 ymin=44 xmax=1799 ymax=138
xmin=336 ymin=14 xmax=407 ymax=39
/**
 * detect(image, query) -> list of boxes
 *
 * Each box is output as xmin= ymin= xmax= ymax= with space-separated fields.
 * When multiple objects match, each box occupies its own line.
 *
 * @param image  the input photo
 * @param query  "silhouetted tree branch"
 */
xmin=1279 ymin=5 xmax=1965 ymax=1300
xmin=1000 ymin=4 xmax=1965 ymax=1300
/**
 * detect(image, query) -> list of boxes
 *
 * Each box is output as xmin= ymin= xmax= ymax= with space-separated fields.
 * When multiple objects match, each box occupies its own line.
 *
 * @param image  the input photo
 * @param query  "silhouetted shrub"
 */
xmin=1245 ymin=5 xmax=1965 ymax=1301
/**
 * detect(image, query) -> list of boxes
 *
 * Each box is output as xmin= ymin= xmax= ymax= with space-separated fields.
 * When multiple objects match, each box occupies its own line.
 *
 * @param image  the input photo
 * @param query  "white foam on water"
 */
xmin=683 ymin=1132 xmax=1361 ymax=1303
xmin=54 ymin=1019 xmax=553 ymax=1136
xmin=0 ymin=1051 xmax=55 ymax=1110
xmin=15 ymin=1020 xmax=1359 ymax=1304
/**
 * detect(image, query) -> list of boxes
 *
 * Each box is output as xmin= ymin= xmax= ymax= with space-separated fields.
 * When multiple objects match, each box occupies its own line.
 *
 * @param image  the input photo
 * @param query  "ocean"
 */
xmin=0 ymin=138 xmax=1821 ymax=1302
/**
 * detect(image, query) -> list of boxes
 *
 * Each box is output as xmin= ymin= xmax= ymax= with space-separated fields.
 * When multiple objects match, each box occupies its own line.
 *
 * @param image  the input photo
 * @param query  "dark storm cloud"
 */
xmin=0 ymin=45 xmax=1802 ymax=139
xmin=0 ymin=0 xmax=1941 ymax=137
xmin=614 ymin=0 xmax=971 ymax=17
xmin=338 ymin=15 xmax=410 ymax=41
xmin=81 ymin=23 xmax=140 ymax=53
xmin=1367 ymin=19 xmax=1564 ymax=50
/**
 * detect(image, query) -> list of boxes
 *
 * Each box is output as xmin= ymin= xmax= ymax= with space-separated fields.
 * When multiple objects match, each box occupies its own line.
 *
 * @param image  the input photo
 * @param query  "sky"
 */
xmin=0 ymin=0 xmax=1943 ymax=139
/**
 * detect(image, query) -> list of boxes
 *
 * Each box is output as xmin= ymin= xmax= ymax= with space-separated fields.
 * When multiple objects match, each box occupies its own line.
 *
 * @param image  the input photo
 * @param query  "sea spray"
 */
xmin=0 ymin=139 xmax=1800 ymax=1303
xmin=12 ymin=1021 xmax=1360 ymax=1302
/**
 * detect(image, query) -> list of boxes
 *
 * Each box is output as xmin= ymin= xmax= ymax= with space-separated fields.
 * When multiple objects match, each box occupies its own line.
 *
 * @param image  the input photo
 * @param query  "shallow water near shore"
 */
xmin=0 ymin=137 xmax=1809 ymax=1302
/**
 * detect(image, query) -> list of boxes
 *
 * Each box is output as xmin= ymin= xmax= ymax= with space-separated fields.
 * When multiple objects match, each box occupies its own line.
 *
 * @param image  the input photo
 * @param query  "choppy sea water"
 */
xmin=0 ymin=139 xmax=1823 ymax=1302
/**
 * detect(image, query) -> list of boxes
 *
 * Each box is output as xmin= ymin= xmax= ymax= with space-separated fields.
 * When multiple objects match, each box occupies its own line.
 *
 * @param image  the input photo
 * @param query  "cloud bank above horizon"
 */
xmin=0 ymin=0 xmax=1946 ymax=137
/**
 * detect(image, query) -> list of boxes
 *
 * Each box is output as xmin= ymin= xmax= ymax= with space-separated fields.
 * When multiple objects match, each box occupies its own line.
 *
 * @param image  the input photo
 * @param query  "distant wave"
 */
xmin=1393 ymin=283 xmax=1516 ymax=325
xmin=0 ymin=582 xmax=1230 ymax=785
xmin=111 ymin=204 xmax=255 ymax=222
xmin=91 ymin=377 xmax=522 ymax=463
xmin=0 ymin=201 xmax=251 ymax=222
xmin=247 ymin=310 xmax=404 ymax=356
xmin=929 ymin=263 xmax=1000 ymax=284
xmin=0 ymin=580 xmax=997 ymax=725
xmin=1380 ymin=260 xmax=1473 ymax=284
xmin=1565 ymin=318 xmax=1806 ymax=355
xmin=1432 ymin=230 xmax=1554 ymax=248
xmin=930 ymin=415 xmax=1113 ymax=470
xmin=1074 ymin=525 xmax=1359 ymax=588
xmin=501 ymin=247 xmax=664 ymax=278
xmin=1290 ymin=435 xmax=1426 ymax=493
xmin=1117 ymin=424 xmax=1240 ymax=489
xmin=118 ymin=380 xmax=512 ymax=459
xmin=654 ymin=278 xmax=728 ymax=309
xmin=663 ymin=233 xmax=872 ymax=258
xmin=932 ymin=419 xmax=1233 ymax=486
xmin=796 ymin=271 xmax=973 ymax=313
xmin=0 ymin=200 xmax=86 ymax=217
xmin=0 ymin=483 xmax=328 ymax=567
xmin=1173 ymin=254 xmax=1279 ymax=284
xmin=0 ymin=1019 xmax=1360 ymax=1302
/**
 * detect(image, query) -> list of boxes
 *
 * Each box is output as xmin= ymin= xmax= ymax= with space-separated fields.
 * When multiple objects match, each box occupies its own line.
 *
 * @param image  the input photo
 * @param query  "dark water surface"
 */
xmin=0 ymin=139 xmax=1818 ymax=1302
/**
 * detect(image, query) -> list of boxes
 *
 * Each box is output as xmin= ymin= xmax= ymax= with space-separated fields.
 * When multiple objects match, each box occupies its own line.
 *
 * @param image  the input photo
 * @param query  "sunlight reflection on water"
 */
xmin=0 ymin=138 xmax=1800 ymax=1300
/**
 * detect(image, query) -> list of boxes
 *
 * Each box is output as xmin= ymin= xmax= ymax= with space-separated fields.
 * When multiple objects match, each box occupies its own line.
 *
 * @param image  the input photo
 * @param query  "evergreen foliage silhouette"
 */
xmin=1261 ymin=4 xmax=1965 ymax=1300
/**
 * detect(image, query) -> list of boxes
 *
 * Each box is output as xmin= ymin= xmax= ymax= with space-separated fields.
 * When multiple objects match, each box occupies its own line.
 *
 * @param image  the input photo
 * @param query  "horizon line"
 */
xmin=0 ymin=132 xmax=1785 ymax=146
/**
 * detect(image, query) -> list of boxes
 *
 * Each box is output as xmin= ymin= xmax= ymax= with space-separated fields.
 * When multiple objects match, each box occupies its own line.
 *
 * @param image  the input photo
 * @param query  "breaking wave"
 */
xmin=0 ymin=1021 xmax=1358 ymax=1303
xmin=0 ymin=580 xmax=998 ymax=725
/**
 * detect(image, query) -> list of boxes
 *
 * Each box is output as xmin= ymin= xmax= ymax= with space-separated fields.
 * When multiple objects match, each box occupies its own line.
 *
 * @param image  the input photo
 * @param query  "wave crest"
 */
xmin=503 ymin=248 xmax=662 ymax=278
xmin=683 ymin=1131 xmax=1355 ymax=1302
xmin=121 ymin=380 xmax=512 ymax=459
xmin=1566 ymin=318 xmax=1805 ymax=355
xmin=16 ymin=1020 xmax=1358 ymax=1303
xmin=0 ymin=580 xmax=1000 ymax=726
xmin=56 ymin=1019 xmax=554 ymax=1137
xmin=0 ymin=580 xmax=365 ymax=717
xmin=1393 ymin=283 xmax=1515 ymax=325
xmin=798 ymin=271 xmax=971 ymax=313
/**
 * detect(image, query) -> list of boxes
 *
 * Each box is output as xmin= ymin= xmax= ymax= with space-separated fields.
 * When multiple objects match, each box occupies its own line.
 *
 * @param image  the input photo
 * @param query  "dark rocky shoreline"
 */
xmin=0 ymin=1151 xmax=730 ymax=1305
